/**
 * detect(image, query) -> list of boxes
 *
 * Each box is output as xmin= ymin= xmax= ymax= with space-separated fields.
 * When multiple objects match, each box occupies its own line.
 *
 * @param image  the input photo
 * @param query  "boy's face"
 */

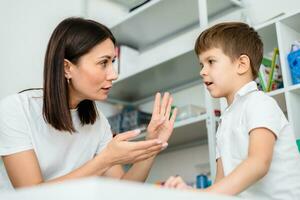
xmin=198 ymin=48 xmax=239 ymax=101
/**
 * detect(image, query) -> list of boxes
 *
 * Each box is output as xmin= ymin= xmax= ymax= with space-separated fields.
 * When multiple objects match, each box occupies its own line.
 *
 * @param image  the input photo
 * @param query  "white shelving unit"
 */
xmin=98 ymin=0 xmax=300 ymax=183
xmin=276 ymin=12 xmax=300 ymax=139
xmin=110 ymin=0 xmax=242 ymax=51
xmin=243 ymin=11 xmax=300 ymax=140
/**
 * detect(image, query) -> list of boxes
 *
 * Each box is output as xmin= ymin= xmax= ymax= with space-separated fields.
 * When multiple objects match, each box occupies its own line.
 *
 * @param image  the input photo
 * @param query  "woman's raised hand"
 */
xmin=102 ymin=129 xmax=164 ymax=165
xmin=147 ymin=92 xmax=177 ymax=143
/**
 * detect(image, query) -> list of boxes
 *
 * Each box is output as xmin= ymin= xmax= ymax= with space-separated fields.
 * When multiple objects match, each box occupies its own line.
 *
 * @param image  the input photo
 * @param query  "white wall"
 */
xmin=0 ymin=0 xmax=84 ymax=99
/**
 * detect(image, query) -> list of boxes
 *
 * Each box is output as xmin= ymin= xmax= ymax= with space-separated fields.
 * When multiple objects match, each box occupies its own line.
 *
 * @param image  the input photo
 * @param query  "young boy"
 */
xmin=163 ymin=22 xmax=300 ymax=199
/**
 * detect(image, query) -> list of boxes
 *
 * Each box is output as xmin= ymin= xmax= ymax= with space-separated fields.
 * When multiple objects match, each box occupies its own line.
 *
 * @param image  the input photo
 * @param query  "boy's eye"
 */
xmin=208 ymin=59 xmax=214 ymax=64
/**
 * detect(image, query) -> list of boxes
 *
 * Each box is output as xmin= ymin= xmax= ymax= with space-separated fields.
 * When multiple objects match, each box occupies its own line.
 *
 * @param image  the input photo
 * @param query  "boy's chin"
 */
xmin=209 ymin=92 xmax=222 ymax=98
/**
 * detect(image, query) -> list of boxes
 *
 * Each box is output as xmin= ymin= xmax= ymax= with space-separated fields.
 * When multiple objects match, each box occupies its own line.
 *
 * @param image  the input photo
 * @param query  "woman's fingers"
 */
xmin=145 ymin=142 xmax=168 ymax=153
xmin=152 ymin=92 xmax=161 ymax=116
xmin=130 ymin=142 xmax=168 ymax=162
xmin=115 ymin=129 xmax=141 ymax=141
xmin=160 ymin=92 xmax=170 ymax=117
xmin=133 ymin=150 xmax=161 ymax=162
xmin=165 ymin=96 xmax=173 ymax=120
xmin=129 ymin=139 xmax=162 ymax=150
xmin=170 ymin=107 xmax=178 ymax=125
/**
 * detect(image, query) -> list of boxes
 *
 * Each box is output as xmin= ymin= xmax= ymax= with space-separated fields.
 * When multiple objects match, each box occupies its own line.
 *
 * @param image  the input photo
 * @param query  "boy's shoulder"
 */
xmin=244 ymin=90 xmax=281 ymax=113
xmin=247 ymin=90 xmax=272 ymax=101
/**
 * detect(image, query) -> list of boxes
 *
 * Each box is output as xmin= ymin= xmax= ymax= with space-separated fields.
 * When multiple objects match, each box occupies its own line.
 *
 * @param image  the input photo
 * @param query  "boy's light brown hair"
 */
xmin=194 ymin=22 xmax=263 ymax=79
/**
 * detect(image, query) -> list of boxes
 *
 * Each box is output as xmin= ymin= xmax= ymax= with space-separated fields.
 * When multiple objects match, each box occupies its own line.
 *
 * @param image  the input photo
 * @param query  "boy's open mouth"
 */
xmin=205 ymin=82 xmax=213 ymax=86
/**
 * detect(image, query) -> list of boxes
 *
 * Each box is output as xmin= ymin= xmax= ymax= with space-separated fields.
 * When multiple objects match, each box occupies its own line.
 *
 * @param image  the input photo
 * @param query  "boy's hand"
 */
xmin=146 ymin=92 xmax=177 ymax=143
xmin=164 ymin=175 xmax=192 ymax=189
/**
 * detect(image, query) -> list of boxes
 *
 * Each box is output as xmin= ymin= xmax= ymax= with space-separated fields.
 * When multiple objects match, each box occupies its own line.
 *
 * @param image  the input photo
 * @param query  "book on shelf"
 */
xmin=256 ymin=48 xmax=283 ymax=92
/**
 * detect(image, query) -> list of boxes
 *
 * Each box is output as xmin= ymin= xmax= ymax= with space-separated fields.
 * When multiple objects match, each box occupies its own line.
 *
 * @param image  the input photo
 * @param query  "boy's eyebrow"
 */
xmin=203 ymin=56 xmax=216 ymax=61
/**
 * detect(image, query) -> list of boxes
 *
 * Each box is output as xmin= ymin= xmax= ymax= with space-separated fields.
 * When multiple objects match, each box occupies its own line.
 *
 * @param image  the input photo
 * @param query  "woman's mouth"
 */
xmin=102 ymin=86 xmax=112 ymax=92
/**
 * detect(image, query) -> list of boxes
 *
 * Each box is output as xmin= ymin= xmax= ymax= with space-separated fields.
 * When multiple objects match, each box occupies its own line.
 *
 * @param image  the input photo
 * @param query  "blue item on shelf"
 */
xmin=196 ymin=174 xmax=209 ymax=189
xmin=296 ymin=139 xmax=300 ymax=153
xmin=287 ymin=49 xmax=300 ymax=85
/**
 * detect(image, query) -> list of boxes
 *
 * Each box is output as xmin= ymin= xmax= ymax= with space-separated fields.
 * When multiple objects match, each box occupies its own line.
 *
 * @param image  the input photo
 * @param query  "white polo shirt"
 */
xmin=0 ymin=90 xmax=112 ymax=191
xmin=216 ymin=81 xmax=300 ymax=199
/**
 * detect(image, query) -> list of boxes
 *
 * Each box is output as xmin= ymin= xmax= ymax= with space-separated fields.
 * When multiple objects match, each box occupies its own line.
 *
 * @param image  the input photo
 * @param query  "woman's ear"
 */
xmin=64 ymin=59 xmax=72 ymax=79
xmin=237 ymin=54 xmax=251 ymax=75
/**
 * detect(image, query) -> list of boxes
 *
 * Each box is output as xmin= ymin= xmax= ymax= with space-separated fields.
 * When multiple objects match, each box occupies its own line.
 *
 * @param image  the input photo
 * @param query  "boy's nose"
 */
xmin=200 ymin=68 xmax=206 ymax=77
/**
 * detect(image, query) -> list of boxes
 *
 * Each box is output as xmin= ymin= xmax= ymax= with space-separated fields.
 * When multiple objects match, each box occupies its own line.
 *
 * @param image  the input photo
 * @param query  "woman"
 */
xmin=0 ymin=17 xmax=177 ymax=190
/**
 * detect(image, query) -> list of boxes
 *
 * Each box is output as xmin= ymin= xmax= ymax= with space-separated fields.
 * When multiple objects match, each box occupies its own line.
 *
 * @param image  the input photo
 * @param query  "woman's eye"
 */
xmin=208 ymin=59 xmax=215 ymax=64
xmin=99 ymin=60 xmax=108 ymax=68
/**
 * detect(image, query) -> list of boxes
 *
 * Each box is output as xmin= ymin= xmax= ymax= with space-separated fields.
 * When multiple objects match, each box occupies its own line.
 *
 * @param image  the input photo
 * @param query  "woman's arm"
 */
xmin=2 ymin=149 xmax=111 ymax=187
xmin=102 ymin=156 xmax=156 ymax=182
xmin=2 ymin=130 xmax=163 ymax=188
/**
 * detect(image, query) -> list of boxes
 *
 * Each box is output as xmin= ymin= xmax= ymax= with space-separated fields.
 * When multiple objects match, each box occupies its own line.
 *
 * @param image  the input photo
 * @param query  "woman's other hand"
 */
xmin=102 ymin=129 xmax=164 ymax=165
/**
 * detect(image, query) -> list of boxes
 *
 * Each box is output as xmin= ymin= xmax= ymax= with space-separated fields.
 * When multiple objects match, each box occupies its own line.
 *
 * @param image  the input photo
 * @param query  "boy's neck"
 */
xmin=225 ymin=79 xmax=254 ymax=106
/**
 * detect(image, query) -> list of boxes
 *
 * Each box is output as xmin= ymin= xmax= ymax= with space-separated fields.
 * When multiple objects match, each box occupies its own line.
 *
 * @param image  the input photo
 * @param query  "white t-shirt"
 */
xmin=0 ymin=90 xmax=112 ymax=191
xmin=215 ymin=81 xmax=300 ymax=199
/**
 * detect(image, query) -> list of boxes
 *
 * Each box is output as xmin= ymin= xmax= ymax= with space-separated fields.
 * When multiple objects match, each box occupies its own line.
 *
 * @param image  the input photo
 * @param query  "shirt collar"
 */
xmin=223 ymin=81 xmax=258 ymax=114
xmin=235 ymin=81 xmax=258 ymax=98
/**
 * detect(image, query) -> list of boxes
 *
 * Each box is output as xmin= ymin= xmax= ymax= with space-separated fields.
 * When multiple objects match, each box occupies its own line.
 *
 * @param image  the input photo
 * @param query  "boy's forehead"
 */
xmin=199 ymin=48 xmax=223 ymax=60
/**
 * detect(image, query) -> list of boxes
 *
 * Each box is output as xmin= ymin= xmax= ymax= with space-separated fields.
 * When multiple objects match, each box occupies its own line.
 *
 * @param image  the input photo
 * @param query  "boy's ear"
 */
xmin=64 ymin=59 xmax=73 ymax=79
xmin=237 ymin=54 xmax=251 ymax=75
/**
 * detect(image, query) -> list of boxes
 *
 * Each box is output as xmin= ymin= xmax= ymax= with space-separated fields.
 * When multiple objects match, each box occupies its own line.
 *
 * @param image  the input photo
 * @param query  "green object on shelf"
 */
xmin=297 ymin=139 xmax=300 ymax=153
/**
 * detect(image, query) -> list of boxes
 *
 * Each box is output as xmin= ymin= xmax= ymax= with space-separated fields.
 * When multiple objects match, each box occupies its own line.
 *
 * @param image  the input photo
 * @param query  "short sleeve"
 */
xmin=245 ymin=94 xmax=287 ymax=138
xmin=96 ymin=112 xmax=113 ymax=154
xmin=0 ymin=95 xmax=33 ymax=155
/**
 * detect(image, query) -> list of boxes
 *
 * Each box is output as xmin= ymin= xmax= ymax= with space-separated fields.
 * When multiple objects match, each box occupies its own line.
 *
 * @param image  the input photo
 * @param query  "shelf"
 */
xmin=133 ymin=114 xmax=208 ymax=149
xmin=281 ymin=12 xmax=300 ymax=33
xmin=266 ymin=88 xmax=285 ymax=97
xmin=109 ymin=50 xmax=202 ymax=103
xmin=256 ymin=23 xmax=278 ymax=55
xmin=270 ymin=90 xmax=287 ymax=114
xmin=287 ymin=84 xmax=300 ymax=95
xmin=111 ymin=0 xmax=241 ymax=50
xmin=275 ymin=12 xmax=300 ymax=87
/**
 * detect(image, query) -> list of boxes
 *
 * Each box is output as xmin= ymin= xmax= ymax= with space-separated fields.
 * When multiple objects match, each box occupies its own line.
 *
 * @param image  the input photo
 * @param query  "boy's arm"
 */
xmin=214 ymin=158 xmax=224 ymax=183
xmin=205 ymin=127 xmax=276 ymax=195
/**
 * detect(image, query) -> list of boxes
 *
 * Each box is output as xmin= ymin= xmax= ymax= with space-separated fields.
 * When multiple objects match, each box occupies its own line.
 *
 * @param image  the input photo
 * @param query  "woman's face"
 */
xmin=66 ymin=38 xmax=118 ymax=106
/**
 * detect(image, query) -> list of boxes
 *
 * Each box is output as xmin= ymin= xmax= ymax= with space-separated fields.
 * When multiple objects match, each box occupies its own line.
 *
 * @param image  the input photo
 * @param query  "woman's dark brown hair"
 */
xmin=43 ymin=17 xmax=116 ymax=132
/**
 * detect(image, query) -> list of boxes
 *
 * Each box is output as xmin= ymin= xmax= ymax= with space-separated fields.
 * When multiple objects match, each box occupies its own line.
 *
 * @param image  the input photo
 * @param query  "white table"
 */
xmin=0 ymin=177 xmax=242 ymax=200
